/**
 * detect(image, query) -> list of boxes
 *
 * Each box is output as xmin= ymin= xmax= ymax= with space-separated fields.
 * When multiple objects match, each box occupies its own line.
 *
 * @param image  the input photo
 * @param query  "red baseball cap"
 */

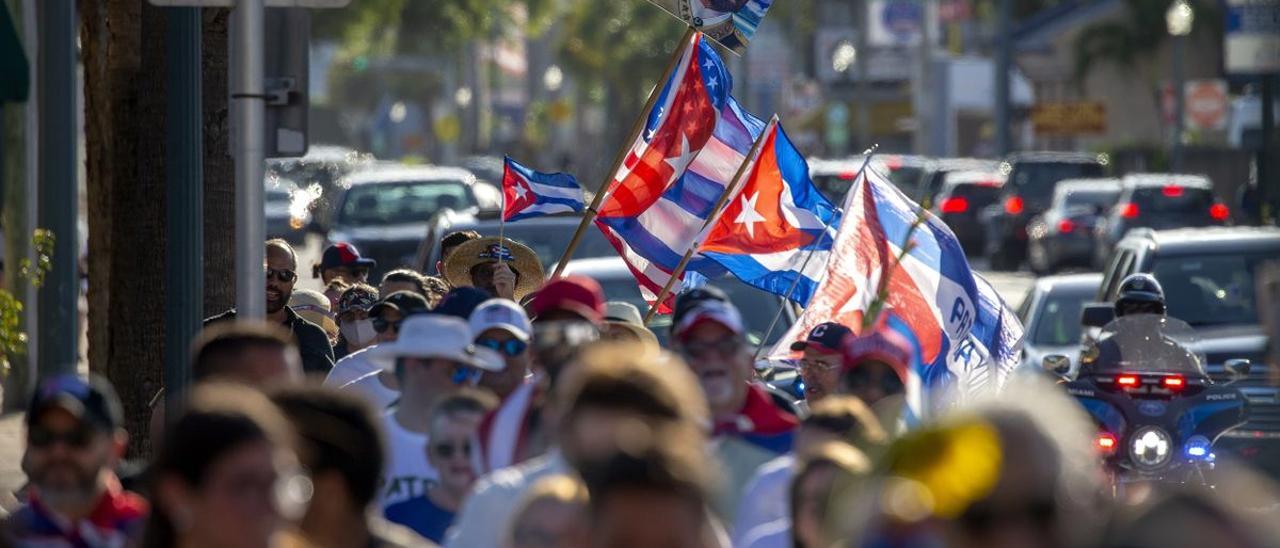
xmin=530 ymin=275 xmax=606 ymax=324
xmin=842 ymin=326 xmax=912 ymax=384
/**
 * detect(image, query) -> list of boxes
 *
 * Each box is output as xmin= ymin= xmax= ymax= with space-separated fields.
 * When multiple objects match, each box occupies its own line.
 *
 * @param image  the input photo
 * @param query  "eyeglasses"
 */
xmin=28 ymin=425 xmax=95 ymax=449
xmin=431 ymin=440 xmax=472 ymax=459
xmin=476 ymin=337 xmax=528 ymax=357
xmin=266 ymin=268 xmax=298 ymax=283
xmin=371 ymin=317 xmax=402 ymax=334
xmin=678 ymin=337 xmax=742 ymax=359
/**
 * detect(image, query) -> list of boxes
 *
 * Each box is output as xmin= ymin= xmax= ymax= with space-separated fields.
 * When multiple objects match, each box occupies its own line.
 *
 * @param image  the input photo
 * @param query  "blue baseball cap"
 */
xmin=28 ymin=374 xmax=123 ymax=432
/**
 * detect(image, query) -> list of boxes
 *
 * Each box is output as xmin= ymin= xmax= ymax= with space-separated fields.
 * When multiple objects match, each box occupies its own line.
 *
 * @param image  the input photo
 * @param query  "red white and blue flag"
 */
xmin=698 ymin=122 xmax=840 ymax=305
xmin=772 ymin=165 xmax=1024 ymax=419
xmin=501 ymin=157 xmax=585 ymax=222
xmin=594 ymin=32 xmax=765 ymax=311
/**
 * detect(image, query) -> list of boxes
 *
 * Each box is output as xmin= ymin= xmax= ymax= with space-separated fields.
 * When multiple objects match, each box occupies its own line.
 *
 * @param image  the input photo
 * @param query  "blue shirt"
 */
xmin=384 ymin=494 xmax=456 ymax=544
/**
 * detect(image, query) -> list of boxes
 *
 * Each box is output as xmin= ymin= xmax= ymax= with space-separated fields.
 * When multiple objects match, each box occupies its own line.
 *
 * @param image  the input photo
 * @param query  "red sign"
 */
xmin=1184 ymin=79 xmax=1228 ymax=131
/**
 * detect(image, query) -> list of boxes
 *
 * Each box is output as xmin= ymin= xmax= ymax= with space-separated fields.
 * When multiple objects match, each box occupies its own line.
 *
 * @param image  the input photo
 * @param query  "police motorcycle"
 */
xmin=1045 ymin=315 xmax=1249 ymax=491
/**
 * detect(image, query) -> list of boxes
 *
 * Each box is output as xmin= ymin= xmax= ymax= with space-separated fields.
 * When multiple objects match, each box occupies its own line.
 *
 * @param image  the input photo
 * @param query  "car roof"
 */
xmin=1004 ymin=151 xmax=1101 ymax=164
xmin=1121 ymin=173 xmax=1212 ymax=188
xmin=1033 ymin=272 xmax=1103 ymax=294
xmin=1123 ymin=226 xmax=1280 ymax=253
xmin=928 ymin=157 xmax=999 ymax=170
xmin=342 ymin=164 xmax=478 ymax=186
xmin=561 ymin=256 xmax=630 ymax=278
xmin=943 ymin=170 xmax=1004 ymax=186
xmin=1055 ymin=178 xmax=1121 ymax=192
xmin=445 ymin=211 xmax=584 ymax=231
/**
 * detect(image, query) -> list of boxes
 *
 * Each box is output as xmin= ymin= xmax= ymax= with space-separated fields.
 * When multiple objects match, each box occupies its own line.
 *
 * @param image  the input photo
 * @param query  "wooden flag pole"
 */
xmin=643 ymin=115 xmax=779 ymax=325
xmin=550 ymin=27 xmax=698 ymax=280
xmin=751 ymin=144 xmax=880 ymax=362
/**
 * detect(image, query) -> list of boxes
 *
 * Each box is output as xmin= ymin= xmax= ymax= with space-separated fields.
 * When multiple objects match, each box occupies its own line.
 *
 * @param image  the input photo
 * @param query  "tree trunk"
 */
xmin=81 ymin=0 xmax=170 ymax=456
xmin=202 ymin=8 xmax=234 ymax=317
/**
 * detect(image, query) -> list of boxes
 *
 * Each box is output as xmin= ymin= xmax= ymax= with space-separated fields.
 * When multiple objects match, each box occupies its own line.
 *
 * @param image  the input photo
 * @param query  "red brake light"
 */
xmin=838 ymin=171 xmax=858 ymax=181
xmin=1116 ymin=374 xmax=1139 ymax=387
xmin=1057 ymin=219 xmax=1076 ymax=233
xmin=1119 ymin=203 xmax=1139 ymax=219
xmin=1162 ymin=185 xmax=1184 ymax=197
xmin=1004 ymin=196 xmax=1024 ymax=215
xmin=1209 ymin=203 xmax=1230 ymax=221
xmin=1163 ymin=375 xmax=1186 ymax=389
xmin=940 ymin=197 xmax=969 ymax=214
xmin=1095 ymin=432 xmax=1119 ymax=455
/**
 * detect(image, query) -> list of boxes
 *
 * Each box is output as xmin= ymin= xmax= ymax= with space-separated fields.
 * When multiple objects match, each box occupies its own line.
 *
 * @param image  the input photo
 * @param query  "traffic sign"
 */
xmin=1225 ymin=0 xmax=1280 ymax=75
xmin=148 ymin=0 xmax=350 ymax=6
xmin=1184 ymin=79 xmax=1229 ymax=131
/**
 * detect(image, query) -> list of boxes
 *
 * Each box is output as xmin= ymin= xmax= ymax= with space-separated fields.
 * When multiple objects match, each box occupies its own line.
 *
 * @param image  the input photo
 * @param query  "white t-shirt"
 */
xmin=324 ymin=345 xmax=379 ymax=388
xmin=445 ymin=452 xmax=568 ymax=548
xmin=733 ymin=454 xmax=794 ymax=542
xmin=340 ymin=370 xmax=400 ymax=412
xmin=379 ymin=410 xmax=438 ymax=509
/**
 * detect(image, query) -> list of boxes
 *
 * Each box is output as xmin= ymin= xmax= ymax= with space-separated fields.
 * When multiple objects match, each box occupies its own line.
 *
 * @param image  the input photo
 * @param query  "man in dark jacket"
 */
xmin=207 ymin=239 xmax=335 ymax=375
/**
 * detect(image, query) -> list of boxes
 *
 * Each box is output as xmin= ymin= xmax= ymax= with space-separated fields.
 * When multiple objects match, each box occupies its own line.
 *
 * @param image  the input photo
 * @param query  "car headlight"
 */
xmin=1129 ymin=426 xmax=1172 ymax=469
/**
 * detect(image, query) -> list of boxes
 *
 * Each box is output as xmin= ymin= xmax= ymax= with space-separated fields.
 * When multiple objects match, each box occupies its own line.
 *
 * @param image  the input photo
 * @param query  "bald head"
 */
xmin=266 ymin=239 xmax=298 ymax=271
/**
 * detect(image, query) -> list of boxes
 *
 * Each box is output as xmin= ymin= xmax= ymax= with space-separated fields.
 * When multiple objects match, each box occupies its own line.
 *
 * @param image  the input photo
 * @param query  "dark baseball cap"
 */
xmin=27 ymin=374 xmax=123 ymax=432
xmin=790 ymin=321 xmax=853 ymax=354
xmin=320 ymin=242 xmax=377 ymax=270
xmin=669 ymin=286 xmax=731 ymax=332
xmin=370 ymin=290 xmax=430 ymax=318
xmin=431 ymin=287 xmax=491 ymax=319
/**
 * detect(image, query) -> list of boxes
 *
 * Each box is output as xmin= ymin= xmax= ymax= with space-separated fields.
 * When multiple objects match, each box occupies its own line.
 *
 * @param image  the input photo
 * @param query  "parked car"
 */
xmin=1026 ymin=178 xmax=1121 ymax=274
xmin=984 ymin=152 xmax=1106 ymax=270
xmin=316 ymin=165 xmax=493 ymax=280
xmin=265 ymin=177 xmax=311 ymax=245
xmin=914 ymin=157 xmax=999 ymax=207
xmin=1016 ymin=273 xmax=1101 ymax=374
xmin=560 ymin=256 xmax=796 ymax=349
xmin=1093 ymin=226 xmax=1280 ymax=476
xmin=930 ymin=170 xmax=1005 ymax=254
xmin=415 ymin=210 xmax=617 ymax=276
xmin=1091 ymin=173 xmax=1230 ymax=270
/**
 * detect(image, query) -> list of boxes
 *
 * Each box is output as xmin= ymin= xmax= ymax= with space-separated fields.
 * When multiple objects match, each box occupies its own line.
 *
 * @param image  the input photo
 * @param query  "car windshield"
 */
xmin=591 ymin=275 xmax=792 ymax=348
xmin=1031 ymin=289 xmax=1092 ymax=346
xmin=947 ymin=183 xmax=1002 ymax=209
xmin=464 ymin=221 xmax=616 ymax=269
xmin=1061 ymin=189 xmax=1118 ymax=209
xmin=1150 ymin=252 xmax=1271 ymax=328
xmin=337 ymin=180 xmax=475 ymax=227
xmin=1012 ymin=163 xmax=1104 ymax=205
xmin=1130 ymin=186 xmax=1213 ymax=214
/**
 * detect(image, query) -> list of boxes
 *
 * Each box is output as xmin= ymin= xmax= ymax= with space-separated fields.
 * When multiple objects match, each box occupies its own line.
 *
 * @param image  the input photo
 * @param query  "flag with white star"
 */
xmin=699 ymin=122 xmax=841 ymax=305
xmin=501 ymin=157 xmax=585 ymax=222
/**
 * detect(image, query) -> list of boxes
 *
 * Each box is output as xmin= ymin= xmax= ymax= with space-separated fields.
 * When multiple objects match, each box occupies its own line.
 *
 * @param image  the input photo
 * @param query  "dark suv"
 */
xmin=1095 ymin=227 xmax=1280 ymax=475
xmin=984 ymin=152 xmax=1105 ymax=270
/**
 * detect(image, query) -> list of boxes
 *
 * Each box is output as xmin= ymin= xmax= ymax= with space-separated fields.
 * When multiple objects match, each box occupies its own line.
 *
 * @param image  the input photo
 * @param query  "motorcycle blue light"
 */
xmin=1184 ymin=435 xmax=1212 ymax=460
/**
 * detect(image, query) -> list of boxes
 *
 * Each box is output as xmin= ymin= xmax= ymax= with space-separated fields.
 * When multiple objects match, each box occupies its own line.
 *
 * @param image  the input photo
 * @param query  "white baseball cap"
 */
xmin=368 ymin=314 xmax=504 ymax=371
xmin=469 ymin=299 xmax=532 ymax=342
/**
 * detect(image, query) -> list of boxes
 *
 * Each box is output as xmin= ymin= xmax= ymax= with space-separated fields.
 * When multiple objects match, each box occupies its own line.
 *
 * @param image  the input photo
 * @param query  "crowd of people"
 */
xmin=4 ymin=233 xmax=1280 ymax=548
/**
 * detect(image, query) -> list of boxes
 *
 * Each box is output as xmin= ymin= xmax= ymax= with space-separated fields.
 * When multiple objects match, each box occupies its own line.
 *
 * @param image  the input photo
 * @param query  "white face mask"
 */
xmin=341 ymin=319 xmax=378 ymax=347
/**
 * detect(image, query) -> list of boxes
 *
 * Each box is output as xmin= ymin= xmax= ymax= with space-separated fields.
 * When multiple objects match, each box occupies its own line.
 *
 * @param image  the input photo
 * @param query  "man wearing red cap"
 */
xmin=841 ymin=323 xmax=911 ymax=429
xmin=668 ymin=287 xmax=797 ymax=522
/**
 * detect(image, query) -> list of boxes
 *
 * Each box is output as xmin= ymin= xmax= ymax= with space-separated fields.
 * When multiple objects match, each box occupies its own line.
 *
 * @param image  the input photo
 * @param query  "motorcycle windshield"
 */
xmin=1081 ymin=315 xmax=1206 ymax=376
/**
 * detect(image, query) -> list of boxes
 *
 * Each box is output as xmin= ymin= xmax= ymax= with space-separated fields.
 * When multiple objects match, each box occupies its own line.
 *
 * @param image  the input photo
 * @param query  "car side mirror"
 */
xmin=1225 ymin=359 xmax=1252 ymax=380
xmin=1042 ymin=354 xmax=1073 ymax=379
xmin=1081 ymin=303 xmax=1115 ymax=328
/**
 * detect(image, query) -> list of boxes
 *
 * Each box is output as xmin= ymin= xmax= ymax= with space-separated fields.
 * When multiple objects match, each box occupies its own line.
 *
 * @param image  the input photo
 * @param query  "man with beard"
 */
xmin=4 ymin=375 xmax=147 ymax=546
xmin=207 ymin=239 xmax=334 ymax=375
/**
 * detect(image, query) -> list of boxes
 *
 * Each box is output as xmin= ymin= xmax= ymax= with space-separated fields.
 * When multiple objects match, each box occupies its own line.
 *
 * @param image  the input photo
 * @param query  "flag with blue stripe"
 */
xmin=502 ymin=157 xmax=585 ymax=222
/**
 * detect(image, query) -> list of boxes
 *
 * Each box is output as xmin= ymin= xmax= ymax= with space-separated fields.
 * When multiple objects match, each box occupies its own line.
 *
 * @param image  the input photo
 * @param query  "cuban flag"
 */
xmin=773 ymin=165 xmax=1025 ymax=418
xmin=502 ymin=157 xmax=585 ymax=222
xmin=594 ymin=32 xmax=756 ymax=311
xmin=698 ymin=122 xmax=840 ymax=305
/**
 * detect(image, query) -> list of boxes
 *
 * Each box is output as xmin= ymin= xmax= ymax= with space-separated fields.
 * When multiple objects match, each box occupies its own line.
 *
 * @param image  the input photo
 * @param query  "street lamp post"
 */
xmin=1166 ymin=0 xmax=1193 ymax=173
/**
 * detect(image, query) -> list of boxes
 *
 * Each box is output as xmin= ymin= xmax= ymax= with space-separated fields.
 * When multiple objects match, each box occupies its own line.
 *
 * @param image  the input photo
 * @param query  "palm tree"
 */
xmin=1072 ymin=0 xmax=1220 ymax=85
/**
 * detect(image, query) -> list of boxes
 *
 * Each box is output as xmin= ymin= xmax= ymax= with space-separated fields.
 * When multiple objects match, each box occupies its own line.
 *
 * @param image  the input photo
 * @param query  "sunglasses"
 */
xmin=28 ymin=425 xmax=96 ymax=449
xmin=371 ymin=317 xmax=402 ymax=334
xmin=266 ymin=268 xmax=298 ymax=283
xmin=476 ymin=337 xmax=528 ymax=357
xmin=431 ymin=440 xmax=472 ymax=459
xmin=451 ymin=365 xmax=483 ymax=386
xmin=679 ymin=337 xmax=742 ymax=359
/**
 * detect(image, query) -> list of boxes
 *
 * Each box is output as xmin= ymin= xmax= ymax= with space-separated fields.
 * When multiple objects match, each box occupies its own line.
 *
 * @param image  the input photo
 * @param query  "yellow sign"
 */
xmin=1030 ymin=102 xmax=1106 ymax=135
xmin=434 ymin=115 xmax=461 ymax=144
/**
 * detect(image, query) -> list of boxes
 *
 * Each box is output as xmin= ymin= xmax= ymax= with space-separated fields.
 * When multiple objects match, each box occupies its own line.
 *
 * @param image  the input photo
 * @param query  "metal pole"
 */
xmin=994 ymin=0 xmax=1012 ymax=156
xmin=1262 ymin=75 xmax=1275 ymax=225
xmin=233 ymin=0 xmax=266 ymax=319
xmin=165 ymin=6 xmax=202 ymax=414
xmin=1171 ymin=35 xmax=1185 ymax=172
xmin=36 ymin=0 xmax=77 ymax=378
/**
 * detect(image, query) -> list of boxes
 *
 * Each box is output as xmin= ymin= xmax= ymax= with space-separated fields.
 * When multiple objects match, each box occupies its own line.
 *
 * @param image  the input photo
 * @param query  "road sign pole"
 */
xmin=233 ymin=0 xmax=266 ymax=319
xmin=165 ymin=6 xmax=203 ymax=414
xmin=1171 ymin=35 xmax=1186 ymax=173
xmin=995 ymin=0 xmax=1012 ymax=155
xmin=1263 ymin=74 xmax=1275 ymax=225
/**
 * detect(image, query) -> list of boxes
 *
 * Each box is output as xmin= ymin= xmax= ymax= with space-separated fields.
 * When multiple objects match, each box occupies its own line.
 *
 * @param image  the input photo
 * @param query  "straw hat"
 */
xmin=603 ymin=301 xmax=659 ymax=347
xmin=442 ymin=237 xmax=544 ymax=300
xmin=289 ymin=289 xmax=339 ymax=338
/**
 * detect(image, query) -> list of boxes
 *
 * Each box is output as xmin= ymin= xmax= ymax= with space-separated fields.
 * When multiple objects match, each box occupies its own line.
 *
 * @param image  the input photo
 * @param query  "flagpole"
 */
xmin=550 ymin=27 xmax=698 ymax=280
xmin=643 ymin=115 xmax=779 ymax=325
xmin=751 ymin=144 xmax=880 ymax=362
xmin=498 ymin=159 xmax=507 ymax=265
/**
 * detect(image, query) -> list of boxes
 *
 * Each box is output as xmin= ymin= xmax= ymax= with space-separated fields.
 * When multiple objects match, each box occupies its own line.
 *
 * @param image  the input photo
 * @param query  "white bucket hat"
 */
xmin=368 ymin=314 xmax=503 ymax=371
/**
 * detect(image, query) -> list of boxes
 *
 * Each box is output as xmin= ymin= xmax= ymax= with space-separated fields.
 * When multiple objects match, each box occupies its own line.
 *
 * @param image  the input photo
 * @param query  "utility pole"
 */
xmin=164 ymin=6 xmax=203 ymax=413
xmin=994 ymin=0 xmax=1012 ymax=156
xmin=36 ymin=0 xmax=77 ymax=378
xmin=232 ymin=0 xmax=266 ymax=319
